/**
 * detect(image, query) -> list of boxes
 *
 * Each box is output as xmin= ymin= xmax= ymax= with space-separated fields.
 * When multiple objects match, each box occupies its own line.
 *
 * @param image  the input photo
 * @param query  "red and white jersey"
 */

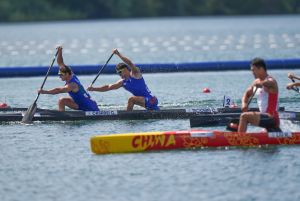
xmin=255 ymin=76 xmax=280 ymax=126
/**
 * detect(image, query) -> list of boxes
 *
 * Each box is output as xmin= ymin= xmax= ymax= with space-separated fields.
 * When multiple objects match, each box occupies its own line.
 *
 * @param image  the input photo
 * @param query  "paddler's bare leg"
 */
xmin=127 ymin=96 xmax=145 ymax=111
xmin=58 ymin=97 xmax=79 ymax=111
xmin=238 ymin=112 xmax=261 ymax=132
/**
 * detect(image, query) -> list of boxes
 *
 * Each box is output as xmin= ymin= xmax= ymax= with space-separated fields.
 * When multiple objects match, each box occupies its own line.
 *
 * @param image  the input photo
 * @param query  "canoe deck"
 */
xmin=91 ymin=130 xmax=300 ymax=154
xmin=0 ymin=107 xmax=269 ymax=123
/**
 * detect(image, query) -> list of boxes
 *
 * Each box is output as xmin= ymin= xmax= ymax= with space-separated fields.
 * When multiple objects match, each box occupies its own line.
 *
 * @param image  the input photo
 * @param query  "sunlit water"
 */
xmin=1 ymin=16 xmax=300 ymax=201
xmin=0 ymin=15 xmax=299 ymax=67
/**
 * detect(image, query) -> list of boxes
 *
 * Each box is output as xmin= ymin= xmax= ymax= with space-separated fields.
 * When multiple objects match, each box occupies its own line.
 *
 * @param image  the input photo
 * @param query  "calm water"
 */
xmin=0 ymin=15 xmax=299 ymax=67
xmin=1 ymin=16 xmax=300 ymax=201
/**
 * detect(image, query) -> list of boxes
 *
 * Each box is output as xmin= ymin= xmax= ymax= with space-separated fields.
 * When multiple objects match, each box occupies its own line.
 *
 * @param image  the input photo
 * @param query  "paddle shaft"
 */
xmin=34 ymin=50 xmax=59 ymax=103
xmin=290 ymin=78 xmax=300 ymax=93
xmin=21 ymin=50 xmax=59 ymax=123
xmin=90 ymin=53 xmax=114 ymax=87
xmin=247 ymin=86 xmax=258 ymax=108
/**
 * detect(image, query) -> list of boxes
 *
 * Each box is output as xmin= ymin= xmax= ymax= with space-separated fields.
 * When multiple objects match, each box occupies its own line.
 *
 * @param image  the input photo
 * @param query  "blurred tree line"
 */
xmin=0 ymin=0 xmax=299 ymax=22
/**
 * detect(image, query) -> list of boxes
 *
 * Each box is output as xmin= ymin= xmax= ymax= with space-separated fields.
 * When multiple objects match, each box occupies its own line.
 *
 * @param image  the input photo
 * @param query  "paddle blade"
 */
xmin=21 ymin=102 xmax=37 ymax=124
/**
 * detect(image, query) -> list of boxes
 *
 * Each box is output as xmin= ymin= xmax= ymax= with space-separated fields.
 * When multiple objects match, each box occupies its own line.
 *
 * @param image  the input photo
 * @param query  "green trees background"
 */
xmin=0 ymin=0 xmax=300 ymax=22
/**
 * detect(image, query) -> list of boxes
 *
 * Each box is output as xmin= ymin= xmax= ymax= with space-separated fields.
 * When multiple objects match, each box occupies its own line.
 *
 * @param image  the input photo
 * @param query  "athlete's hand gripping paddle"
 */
xmin=289 ymin=77 xmax=300 ymax=94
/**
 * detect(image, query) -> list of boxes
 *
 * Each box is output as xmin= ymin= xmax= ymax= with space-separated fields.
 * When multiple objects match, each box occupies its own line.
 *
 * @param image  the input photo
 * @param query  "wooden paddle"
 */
xmin=89 ymin=53 xmax=114 ymax=88
xmin=21 ymin=50 xmax=59 ymax=124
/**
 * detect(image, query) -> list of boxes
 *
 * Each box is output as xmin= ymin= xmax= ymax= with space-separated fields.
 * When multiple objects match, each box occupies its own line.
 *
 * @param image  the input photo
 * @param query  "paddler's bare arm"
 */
xmin=287 ymin=82 xmax=300 ymax=89
xmin=113 ymin=49 xmax=141 ymax=78
xmin=39 ymin=83 xmax=77 ymax=94
xmin=287 ymin=73 xmax=300 ymax=90
xmin=288 ymin=73 xmax=300 ymax=81
xmin=241 ymin=82 xmax=256 ymax=112
xmin=254 ymin=77 xmax=277 ymax=93
xmin=241 ymin=88 xmax=253 ymax=112
xmin=87 ymin=80 xmax=123 ymax=92
xmin=56 ymin=46 xmax=65 ymax=67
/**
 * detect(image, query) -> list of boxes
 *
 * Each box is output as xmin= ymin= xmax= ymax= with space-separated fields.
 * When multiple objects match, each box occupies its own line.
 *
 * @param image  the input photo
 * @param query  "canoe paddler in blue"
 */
xmin=87 ymin=49 xmax=159 ymax=111
xmin=38 ymin=46 xmax=99 ymax=112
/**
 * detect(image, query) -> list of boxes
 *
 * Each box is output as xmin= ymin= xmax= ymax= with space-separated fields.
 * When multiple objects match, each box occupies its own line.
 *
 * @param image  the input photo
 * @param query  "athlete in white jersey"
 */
xmin=256 ymin=76 xmax=279 ymax=115
xmin=238 ymin=58 xmax=281 ymax=132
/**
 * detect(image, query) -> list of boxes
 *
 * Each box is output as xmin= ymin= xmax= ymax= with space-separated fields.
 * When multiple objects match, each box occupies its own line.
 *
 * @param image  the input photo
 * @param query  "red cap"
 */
xmin=202 ymin=88 xmax=211 ymax=93
xmin=0 ymin=103 xmax=8 ymax=108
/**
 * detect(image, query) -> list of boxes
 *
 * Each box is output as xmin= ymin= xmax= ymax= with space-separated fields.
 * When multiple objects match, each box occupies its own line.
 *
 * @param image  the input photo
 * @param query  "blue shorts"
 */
xmin=78 ymin=99 xmax=99 ymax=111
xmin=145 ymin=96 xmax=159 ymax=110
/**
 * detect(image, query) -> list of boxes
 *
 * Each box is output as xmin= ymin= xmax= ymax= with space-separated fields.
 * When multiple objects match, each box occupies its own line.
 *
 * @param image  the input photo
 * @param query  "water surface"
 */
xmin=1 ymin=16 xmax=300 ymax=201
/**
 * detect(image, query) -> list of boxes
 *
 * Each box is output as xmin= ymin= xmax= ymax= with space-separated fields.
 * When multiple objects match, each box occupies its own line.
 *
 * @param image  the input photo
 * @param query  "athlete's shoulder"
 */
xmin=267 ymin=75 xmax=277 ymax=82
xmin=130 ymin=70 xmax=142 ymax=79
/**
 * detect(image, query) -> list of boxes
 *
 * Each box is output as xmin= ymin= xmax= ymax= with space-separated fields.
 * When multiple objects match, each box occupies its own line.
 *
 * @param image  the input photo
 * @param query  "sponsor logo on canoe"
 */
xmin=185 ymin=108 xmax=218 ymax=114
xmin=268 ymin=132 xmax=292 ymax=138
xmin=34 ymin=113 xmax=41 ymax=117
xmin=132 ymin=134 xmax=176 ymax=150
xmin=223 ymin=132 xmax=260 ymax=146
xmin=85 ymin=110 xmax=118 ymax=116
xmin=190 ymin=131 xmax=213 ymax=138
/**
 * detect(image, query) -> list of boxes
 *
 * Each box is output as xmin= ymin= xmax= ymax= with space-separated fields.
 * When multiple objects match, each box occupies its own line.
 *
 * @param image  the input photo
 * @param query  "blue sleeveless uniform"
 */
xmin=122 ymin=75 xmax=159 ymax=110
xmin=67 ymin=75 xmax=99 ymax=111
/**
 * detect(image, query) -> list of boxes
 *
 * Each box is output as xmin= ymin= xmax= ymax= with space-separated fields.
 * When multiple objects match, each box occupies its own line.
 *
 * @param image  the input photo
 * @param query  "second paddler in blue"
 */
xmin=38 ymin=46 xmax=99 ymax=111
xmin=87 ymin=49 xmax=159 ymax=111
